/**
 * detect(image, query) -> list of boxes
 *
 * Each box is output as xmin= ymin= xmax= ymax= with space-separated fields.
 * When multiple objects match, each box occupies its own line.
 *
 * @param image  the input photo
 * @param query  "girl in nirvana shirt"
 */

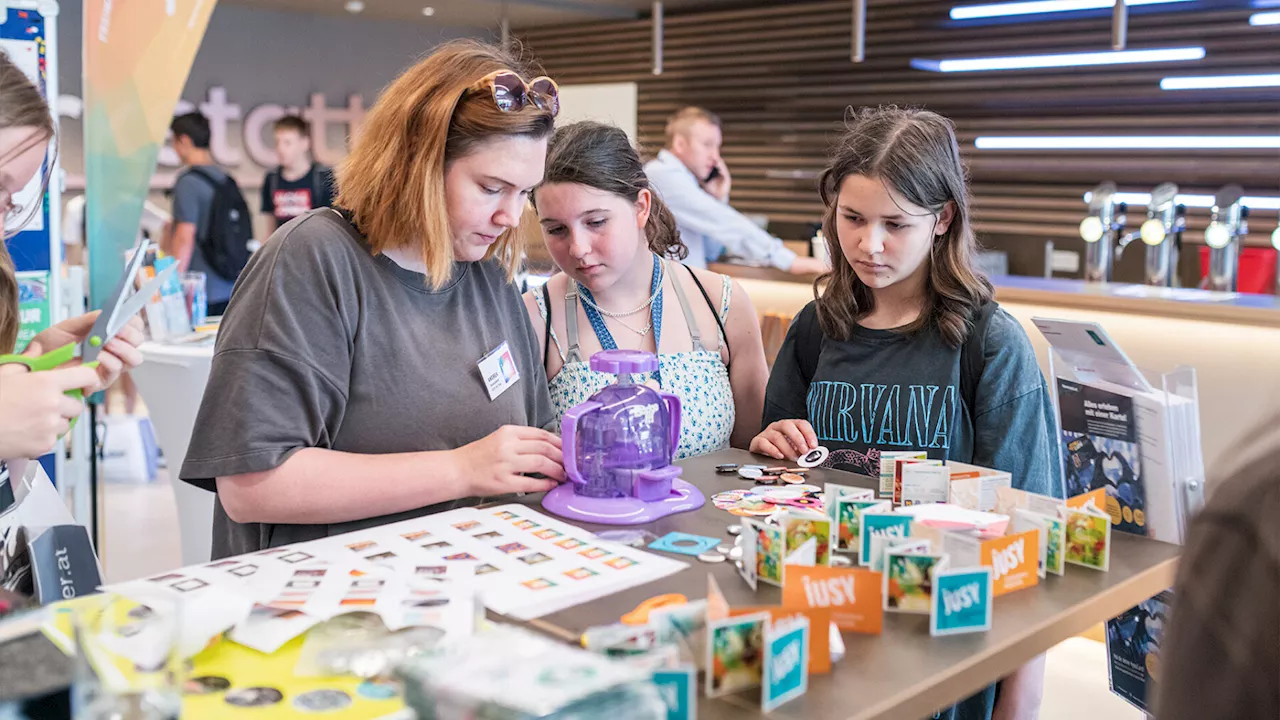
xmin=751 ymin=106 xmax=1063 ymax=720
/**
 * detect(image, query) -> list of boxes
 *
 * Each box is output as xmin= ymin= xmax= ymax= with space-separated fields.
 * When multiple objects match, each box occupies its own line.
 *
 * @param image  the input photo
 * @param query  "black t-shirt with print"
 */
xmin=261 ymin=163 xmax=335 ymax=227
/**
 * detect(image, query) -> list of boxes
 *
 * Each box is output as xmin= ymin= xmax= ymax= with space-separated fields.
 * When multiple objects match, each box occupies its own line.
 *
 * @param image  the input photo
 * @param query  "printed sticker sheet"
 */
xmin=311 ymin=504 xmax=688 ymax=619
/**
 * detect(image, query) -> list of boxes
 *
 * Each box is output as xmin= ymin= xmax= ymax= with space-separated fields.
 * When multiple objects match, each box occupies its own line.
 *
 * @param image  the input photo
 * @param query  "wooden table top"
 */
xmin=520 ymin=449 xmax=1180 ymax=720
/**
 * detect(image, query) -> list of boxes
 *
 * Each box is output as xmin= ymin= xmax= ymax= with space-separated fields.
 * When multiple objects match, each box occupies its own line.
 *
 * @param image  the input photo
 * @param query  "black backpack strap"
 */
xmin=959 ymin=301 xmax=998 ymax=422
xmin=184 ymin=166 xmax=220 ymax=191
xmin=796 ymin=303 xmax=823 ymax=386
xmin=310 ymin=163 xmax=323 ymax=206
xmin=541 ymin=282 xmax=553 ymax=373
xmin=681 ymin=264 xmax=730 ymax=366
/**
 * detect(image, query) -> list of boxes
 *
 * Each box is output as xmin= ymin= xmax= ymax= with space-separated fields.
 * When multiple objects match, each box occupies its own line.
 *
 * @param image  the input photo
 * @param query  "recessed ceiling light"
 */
xmin=422 ymin=6 xmax=435 ymax=16
xmin=344 ymin=0 xmax=365 ymax=13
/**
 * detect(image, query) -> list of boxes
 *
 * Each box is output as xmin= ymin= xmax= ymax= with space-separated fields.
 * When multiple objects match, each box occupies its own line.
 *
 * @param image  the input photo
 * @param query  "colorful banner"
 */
xmin=83 ymin=0 xmax=216 ymax=308
xmin=16 ymin=270 xmax=50 ymax=352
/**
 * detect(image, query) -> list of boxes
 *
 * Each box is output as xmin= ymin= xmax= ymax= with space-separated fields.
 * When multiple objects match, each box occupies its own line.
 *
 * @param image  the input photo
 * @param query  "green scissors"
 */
xmin=0 ymin=238 xmax=177 ymax=408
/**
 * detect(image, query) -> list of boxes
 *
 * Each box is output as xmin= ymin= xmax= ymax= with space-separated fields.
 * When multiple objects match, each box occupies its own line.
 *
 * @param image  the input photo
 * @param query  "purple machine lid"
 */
xmin=544 ymin=350 xmax=704 ymax=525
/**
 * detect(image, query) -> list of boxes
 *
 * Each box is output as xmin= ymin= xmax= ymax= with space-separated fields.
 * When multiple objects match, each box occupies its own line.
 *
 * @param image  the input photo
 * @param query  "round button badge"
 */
xmin=796 ymin=446 xmax=830 ymax=469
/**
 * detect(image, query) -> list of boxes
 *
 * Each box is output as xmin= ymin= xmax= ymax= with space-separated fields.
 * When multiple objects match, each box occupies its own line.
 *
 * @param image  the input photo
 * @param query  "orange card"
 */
xmin=729 ymin=606 xmax=833 ymax=674
xmin=981 ymin=529 xmax=1040 ymax=597
xmin=781 ymin=566 xmax=883 ymax=634
xmin=1067 ymin=488 xmax=1106 ymax=511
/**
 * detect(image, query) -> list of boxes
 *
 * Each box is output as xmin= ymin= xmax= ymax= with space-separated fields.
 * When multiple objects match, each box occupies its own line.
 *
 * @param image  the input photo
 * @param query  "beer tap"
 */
xmin=1203 ymin=184 xmax=1248 ymax=292
xmin=1138 ymin=183 xmax=1186 ymax=288
xmin=1080 ymin=181 xmax=1127 ymax=282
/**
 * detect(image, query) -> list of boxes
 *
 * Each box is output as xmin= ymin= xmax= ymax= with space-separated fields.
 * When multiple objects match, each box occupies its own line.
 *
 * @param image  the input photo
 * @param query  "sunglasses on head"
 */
xmin=468 ymin=70 xmax=560 ymax=117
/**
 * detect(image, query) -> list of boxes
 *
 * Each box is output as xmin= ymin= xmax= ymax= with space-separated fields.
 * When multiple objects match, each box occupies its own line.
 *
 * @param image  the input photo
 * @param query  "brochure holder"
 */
xmin=1037 ymin=318 xmax=1205 ymax=714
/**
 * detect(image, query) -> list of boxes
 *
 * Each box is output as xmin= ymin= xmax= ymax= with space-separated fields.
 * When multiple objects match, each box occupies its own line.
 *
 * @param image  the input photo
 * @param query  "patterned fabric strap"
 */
xmin=576 ymin=254 xmax=664 ymax=384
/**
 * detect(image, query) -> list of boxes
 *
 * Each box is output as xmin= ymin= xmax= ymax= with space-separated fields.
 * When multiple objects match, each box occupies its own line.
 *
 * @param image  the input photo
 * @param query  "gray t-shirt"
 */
xmin=180 ymin=209 xmax=555 ymax=560
xmin=764 ymin=302 xmax=1064 ymax=497
xmin=172 ymin=165 xmax=237 ymax=304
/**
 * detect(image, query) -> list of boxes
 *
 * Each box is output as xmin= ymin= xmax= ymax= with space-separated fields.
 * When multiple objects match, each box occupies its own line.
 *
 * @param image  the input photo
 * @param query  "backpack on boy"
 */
xmin=186 ymin=167 xmax=253 ymax=281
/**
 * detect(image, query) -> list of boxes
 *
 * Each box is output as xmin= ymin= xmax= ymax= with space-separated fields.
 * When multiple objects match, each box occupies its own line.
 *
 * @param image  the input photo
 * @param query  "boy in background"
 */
xmin=260 ymin=115 xmax=335 ymax=232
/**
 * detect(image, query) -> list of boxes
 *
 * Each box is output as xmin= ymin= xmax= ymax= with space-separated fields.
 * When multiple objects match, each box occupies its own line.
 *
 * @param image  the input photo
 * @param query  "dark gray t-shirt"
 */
xmin=763 ymin=302 xmax=1063 ymax=500
xmin=172 ymin=165 xmax=237 ymax=303
xmin=180 ymin=209 xmax=555 ymax=560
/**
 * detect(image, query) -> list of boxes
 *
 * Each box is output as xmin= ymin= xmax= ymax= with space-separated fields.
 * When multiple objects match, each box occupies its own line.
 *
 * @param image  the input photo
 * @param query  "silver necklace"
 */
xmin=575 ymin=263 xmax=665 ymax=318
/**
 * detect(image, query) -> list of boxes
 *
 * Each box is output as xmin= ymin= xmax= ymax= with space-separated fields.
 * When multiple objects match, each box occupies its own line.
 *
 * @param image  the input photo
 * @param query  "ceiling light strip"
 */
xmin=950 ymin=0 xmax=1192 ymax=21
xmin=911 ymin=46 xmax=1204 ymax=72
xmin=975 ymin=135 xmax=1280 ymax=149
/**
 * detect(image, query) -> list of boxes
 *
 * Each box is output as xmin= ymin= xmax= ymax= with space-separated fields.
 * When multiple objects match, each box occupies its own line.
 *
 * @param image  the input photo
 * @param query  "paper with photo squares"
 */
xmin=782 ymin=510 xmax=832 ymax=567
xmin=994 ymin=487 xmax=1065 ymax=522
xmin=883 ymin=550 xmax=948 ymax=615
xmin=894 ymin=458 xmax=944 ymax=504
xmin=747 ymin=519 xmax=785 ymax=588
xmin=870 ymin=537 xmax=930 ymax=574
xmin=1014 ymin=508 xmax=1067 ymax=577
xmin=737 ymin=519 xmax=759 ymax=591
xmin=729 ymin=606 xmax=832 ymax=675
xmin=705 ymin=612 xmax=769 ymax=698
xmin=899 ymin=464 xmax=951 ymax=507
xmin=946 ymin=463 xmax=1013 ymax=512
xmin=835 ymin=498 xmax=890 ymax=553
xmin=824 ymin=483 xmax=875 ymax=523
xmin=880 ymin=451 xmax=929 ymax=497
xmin=1065 ymin=505 xmax=1112 ymax=572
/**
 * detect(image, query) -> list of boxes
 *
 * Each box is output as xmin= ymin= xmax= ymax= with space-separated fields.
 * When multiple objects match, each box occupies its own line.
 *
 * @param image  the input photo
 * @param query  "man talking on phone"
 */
xmin=645 ymin=107 xmax=826 ymax=273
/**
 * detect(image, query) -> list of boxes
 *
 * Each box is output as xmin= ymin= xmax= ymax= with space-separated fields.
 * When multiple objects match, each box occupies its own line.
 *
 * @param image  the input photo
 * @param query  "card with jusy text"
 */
xmin=931 ymin=567 xmax=994 ymax=636
xmin=762 ymin=616 xmax=810 ymax=712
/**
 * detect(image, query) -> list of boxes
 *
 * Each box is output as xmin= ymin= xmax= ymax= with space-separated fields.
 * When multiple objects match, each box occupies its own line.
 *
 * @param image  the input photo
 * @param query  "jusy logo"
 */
xmin=800 ymin=574 xmax=857 ymax=608
xmin=991 ymin=538 xmax=1025 ymax=581
xmin=981 ymin=529 xmax=1039 ymax=596
xmin=770 ymin=639 xmax=802 ymax=679
xmin=942 ymin=581 xmax=981 ymax=616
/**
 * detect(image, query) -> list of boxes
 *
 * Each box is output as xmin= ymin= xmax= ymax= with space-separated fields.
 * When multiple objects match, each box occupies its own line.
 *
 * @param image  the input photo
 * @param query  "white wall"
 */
xmin=556 ymin=82 xmax=638 ymax=142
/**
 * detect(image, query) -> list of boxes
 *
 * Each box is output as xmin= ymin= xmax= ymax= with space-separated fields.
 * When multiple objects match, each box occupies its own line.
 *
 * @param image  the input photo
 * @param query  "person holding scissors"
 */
xmin=180 ymin=41 xmax=565 ymax=559
xmin=0 ymin=52 xmax=144 ymax=462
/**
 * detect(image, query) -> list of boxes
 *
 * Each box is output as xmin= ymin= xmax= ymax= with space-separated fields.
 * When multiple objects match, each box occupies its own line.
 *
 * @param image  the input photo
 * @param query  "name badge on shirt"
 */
xmin=478 ymin=341 xmax=520 ymax=401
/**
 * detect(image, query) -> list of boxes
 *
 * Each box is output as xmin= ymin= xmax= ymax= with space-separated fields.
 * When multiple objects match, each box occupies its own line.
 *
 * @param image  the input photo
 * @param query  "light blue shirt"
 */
xmin=644 ymin=150 xmax=797 ymax=270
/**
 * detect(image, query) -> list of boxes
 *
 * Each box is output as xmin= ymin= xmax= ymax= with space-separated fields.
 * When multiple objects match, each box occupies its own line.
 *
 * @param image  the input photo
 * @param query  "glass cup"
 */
xmin=71 ymin=593 xmax=184 ymax=720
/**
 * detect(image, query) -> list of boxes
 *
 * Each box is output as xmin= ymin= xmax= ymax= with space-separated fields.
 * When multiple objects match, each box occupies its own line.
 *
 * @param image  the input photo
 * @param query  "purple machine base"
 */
xmin=541 ymin=477 xmax=705 ymax=526
xmin=540 ymin=348 xmax=706 ymax=526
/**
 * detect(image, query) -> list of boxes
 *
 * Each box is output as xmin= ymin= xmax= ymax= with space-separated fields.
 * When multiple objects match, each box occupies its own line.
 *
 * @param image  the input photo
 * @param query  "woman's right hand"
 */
xmin=749 ymin=419 xmax=818 ymax=461
xmin=452 ymin=425 xmax=566 ymax=497
xmin=0 ymin=364 xmax=100 ymax=459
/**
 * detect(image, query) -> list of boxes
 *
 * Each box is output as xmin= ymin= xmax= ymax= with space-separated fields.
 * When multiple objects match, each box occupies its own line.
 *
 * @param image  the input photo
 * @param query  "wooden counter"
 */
xmin=710 ymin=262 xmax=1280 ymax=328
xmin=520 ymin=449 xmax=1180 ymax=720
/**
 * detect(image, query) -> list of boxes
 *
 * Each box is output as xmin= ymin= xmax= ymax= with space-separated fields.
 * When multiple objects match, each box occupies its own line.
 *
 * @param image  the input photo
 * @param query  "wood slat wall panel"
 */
xmin=521 ymin=0 xmax=1280 ymax=282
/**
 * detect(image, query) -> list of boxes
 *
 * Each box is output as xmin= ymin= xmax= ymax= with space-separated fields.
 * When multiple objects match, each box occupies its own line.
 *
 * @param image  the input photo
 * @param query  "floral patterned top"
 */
xmin=534 ymin=267 xmax=734 ymax=460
